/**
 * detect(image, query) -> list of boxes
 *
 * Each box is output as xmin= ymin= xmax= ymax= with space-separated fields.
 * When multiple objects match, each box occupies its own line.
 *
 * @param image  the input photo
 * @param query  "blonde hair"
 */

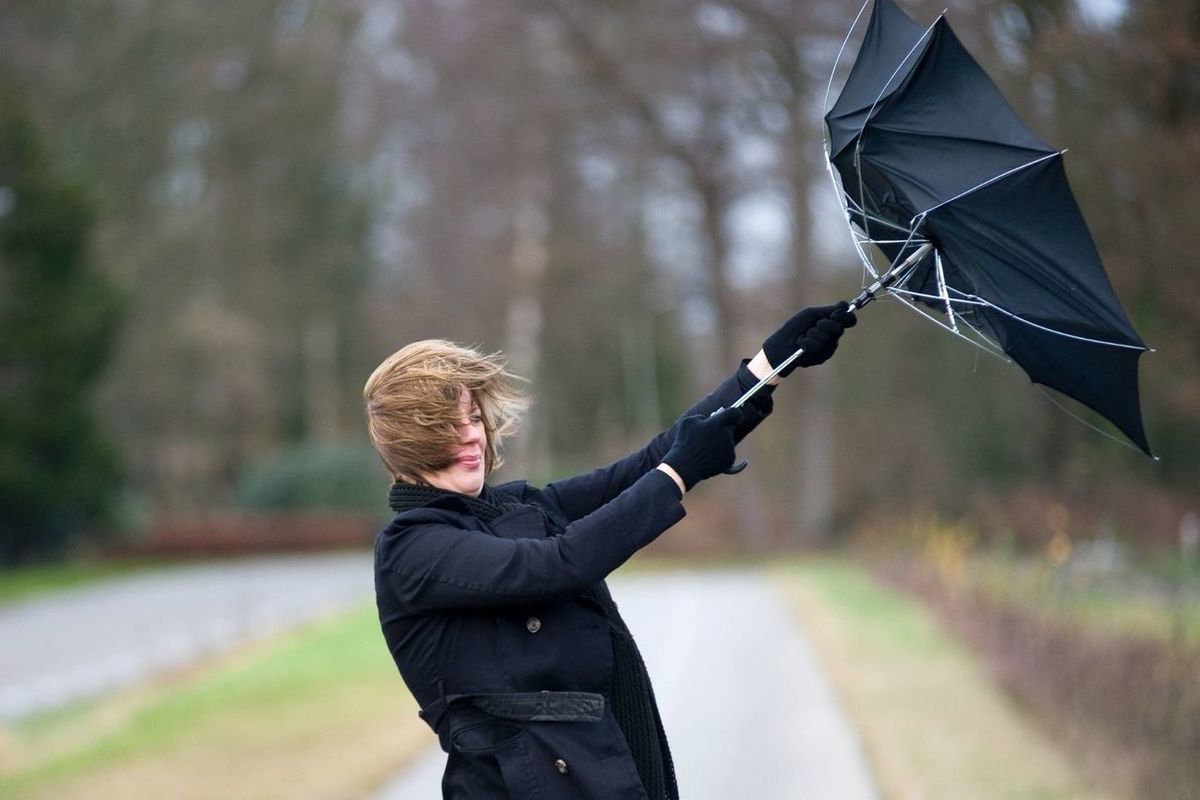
xmin=363 ymin=340 xmax=528 ymax=483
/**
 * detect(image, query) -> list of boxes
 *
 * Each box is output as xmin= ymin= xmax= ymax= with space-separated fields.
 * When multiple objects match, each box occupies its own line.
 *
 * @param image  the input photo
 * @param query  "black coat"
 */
xmin=374 ymin=366 xmax=770 ymax=799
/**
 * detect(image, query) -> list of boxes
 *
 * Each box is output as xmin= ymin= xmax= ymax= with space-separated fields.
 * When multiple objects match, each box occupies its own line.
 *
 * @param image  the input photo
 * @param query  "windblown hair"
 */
xmin=363 ymin=340 xmax=528 ymax=483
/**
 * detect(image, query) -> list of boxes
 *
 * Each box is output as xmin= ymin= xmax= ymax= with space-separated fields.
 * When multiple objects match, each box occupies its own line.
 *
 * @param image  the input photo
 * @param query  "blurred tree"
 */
xmin=0 ymin=0 xmax=1193 ymax=548
xmin=352 ymin=1 xmax=694 ymax=483
xmin=0 ymin=79 xmax=122 ymax=564
xmin=0 ymin=2 xmax=372 ymax=514
xmin=527 ymin=0 xmax=862 ymax=540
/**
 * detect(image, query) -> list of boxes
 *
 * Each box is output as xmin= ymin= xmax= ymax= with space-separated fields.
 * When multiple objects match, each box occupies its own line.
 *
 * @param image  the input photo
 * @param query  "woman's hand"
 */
xmin=659 ymin=407 xmax=746 ymax=492
xmin=761 ymin=301 xmax=858 ymax=377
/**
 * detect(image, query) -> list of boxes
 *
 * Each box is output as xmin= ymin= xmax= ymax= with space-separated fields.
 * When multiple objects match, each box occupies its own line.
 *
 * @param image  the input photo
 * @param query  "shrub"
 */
xmin=234 ymin=440 xmax=388 ymax=514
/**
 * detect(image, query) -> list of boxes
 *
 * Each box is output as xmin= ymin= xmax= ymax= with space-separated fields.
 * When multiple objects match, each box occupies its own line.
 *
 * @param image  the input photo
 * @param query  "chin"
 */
xmin=455 ymin=471 xmax=485 ymax=496
xmin=423 ymin=463 xmax=486 ymax=496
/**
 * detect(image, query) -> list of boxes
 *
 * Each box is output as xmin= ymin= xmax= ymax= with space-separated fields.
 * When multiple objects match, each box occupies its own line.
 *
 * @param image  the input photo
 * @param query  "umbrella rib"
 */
xmin=934 ymin=250 xmax=959 ymax=333
xmin=827 ymin=156 xmax=886 ymax=281
xmin=937 ymin=213 xmax=1138 ymax=336
xmin=850 ymin=14 xmax=940 ymax=251
xmin=892 ymin=291 xmax=1007 ymax=354
xmin=892 ymin=288 xmax=987 ymax=307
xmin=822 ymin=0 xmax=874 ymax=116
xmin=896 ymin=286 xmax=1152 ymax=457
xmin=895 ymin=287 xmax=1151 ymax=456
xmin=1034 ymin=385 xmax=1160 ymax=460
xmin=854 ymin=146 xmax=875 ymax=246
xmin=865 ymin=237 xmax=931 ymax=245
xmin=841 ymin=145 xmax=1143 ymax=354
xmin=854 ymin=214 xmax=916 ymax=236
xmin=914 ymin=150 xmax=1062 ymax=221
xmin=946 ymin=288 xmax=1148 ymax=351
xmin=857 ymin=14 xmax=942 ymax=145
xmin=827 ymin=157 xmax=931 ymax=283
xmin=885 ymin=290 xmax=1011 ymax=360
xmin=844 ymin=187 xmax=929 ymax=250
xmin=865 ymin=123 xmax=1054 ymax=154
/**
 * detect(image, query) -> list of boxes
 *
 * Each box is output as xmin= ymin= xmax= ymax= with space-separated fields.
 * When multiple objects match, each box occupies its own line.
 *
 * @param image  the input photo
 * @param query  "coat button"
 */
xmin=554 ymin=758 xmax=569 ymax=774
xmin=525 ymin=616 xmax=542 ymax=633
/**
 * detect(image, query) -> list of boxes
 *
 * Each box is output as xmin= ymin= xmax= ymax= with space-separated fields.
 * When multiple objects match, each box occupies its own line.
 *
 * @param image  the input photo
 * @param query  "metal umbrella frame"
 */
xmin=749 ymin=0 xmax=1158 ymax=457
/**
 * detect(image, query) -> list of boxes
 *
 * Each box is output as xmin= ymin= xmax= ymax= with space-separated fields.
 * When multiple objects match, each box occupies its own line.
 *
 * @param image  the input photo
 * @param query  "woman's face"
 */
xmin=420 ymin=387 xmax=487 ymax=496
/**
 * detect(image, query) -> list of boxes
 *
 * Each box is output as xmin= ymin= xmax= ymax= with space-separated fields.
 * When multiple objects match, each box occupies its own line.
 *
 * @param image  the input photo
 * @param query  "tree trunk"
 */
xmin=503 ymin=176 xmax=551 ymax=478
xmin=786 ymin=29 xmax=835 ymax=542
xmin=698 ymin=176 xmax=739 ymax=373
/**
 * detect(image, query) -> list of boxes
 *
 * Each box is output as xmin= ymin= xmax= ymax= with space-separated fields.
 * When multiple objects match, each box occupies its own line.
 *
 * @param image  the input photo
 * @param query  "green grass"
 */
xmin=0 ymin=604 xmax=424 ymax=799
xmin=773 ymin=558 xmax=1111 ymax=800
xmin=0 ymin=561 xmax=162 ymax=606
xmin=965 ymin=553 xmax=1200 ymax=645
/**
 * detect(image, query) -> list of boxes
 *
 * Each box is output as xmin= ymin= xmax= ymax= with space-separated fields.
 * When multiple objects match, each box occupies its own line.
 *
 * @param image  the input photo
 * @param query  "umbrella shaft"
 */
xmin=729 ymin=351 xmax=802 ymax=409
xmin=849 ymin=242 xmax=933 ymax=312
xmin=728 ymin=243 xmax=933 ymax=410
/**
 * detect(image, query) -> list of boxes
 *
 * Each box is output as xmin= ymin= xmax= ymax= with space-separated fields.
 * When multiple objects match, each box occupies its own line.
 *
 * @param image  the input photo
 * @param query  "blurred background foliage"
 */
xmin=0 ymin=0 xmax=1196 ymax=562
xmin=0 ymin=80 xmax=123 ymax=563
xmin=234 ymin=441 xmax=385 ymax=513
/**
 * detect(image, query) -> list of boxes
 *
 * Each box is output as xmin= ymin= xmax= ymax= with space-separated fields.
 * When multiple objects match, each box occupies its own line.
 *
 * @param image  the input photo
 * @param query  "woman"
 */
xmin=366 ymin=302 xmax=856 ymax=799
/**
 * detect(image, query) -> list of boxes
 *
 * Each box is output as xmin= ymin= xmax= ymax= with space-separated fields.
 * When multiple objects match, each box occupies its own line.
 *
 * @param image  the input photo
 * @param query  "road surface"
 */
xmin=370 ymin=569 xmax=877 ymax=799
xmin=0 ymin=552 xmax=373 ymax=721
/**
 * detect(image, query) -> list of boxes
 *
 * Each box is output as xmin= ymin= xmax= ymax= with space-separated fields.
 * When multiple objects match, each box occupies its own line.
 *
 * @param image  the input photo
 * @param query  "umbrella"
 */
xmin=715 ymin=0 xmax=1156 ymax=460
xmin=738 ymin=0 xmax=1153 ymax=455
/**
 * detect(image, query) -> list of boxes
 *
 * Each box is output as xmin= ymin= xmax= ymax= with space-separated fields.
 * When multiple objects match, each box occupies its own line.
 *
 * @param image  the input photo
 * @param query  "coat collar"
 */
xmin=388 ymin=481 xmax=521 ymax=523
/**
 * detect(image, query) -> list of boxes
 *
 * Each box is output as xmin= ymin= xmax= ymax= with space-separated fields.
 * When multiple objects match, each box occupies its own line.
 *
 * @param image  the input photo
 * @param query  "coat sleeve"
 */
xmin=380 ymin=469 xmax=685 ymax=613
xmin=542 ymin=361 xmax=775 ymax=521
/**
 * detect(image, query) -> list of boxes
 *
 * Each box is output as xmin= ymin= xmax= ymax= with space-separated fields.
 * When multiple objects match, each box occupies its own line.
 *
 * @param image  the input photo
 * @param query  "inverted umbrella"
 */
xmin=788 ymin=0 xmax=1152 ymax=456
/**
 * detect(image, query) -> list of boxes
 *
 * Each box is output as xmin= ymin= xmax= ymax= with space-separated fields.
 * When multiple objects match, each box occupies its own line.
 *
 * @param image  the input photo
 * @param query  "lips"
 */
xmin=457 ymin=453 xmax=482 ymax=470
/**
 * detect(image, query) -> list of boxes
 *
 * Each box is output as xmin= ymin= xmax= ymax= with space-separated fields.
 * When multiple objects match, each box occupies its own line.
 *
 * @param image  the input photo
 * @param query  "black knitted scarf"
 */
xmin=387 ymin=481 xmax=678 ymax=800
xmin=388 ymin=481 xmax=524 ymax=520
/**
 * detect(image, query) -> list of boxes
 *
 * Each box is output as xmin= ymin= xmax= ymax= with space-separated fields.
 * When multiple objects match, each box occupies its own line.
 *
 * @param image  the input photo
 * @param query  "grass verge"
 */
xmin=0 ymin=561 xmax=164 ymax=607
xmin=0 ymin=604 xmax=429 ymax=799
xmin=878 ymin=556 xmax=1199 ymax=800
xmin=956 ymin=552 xmax=1200 ymax=645
xmin=771 ymin=558 xmax=1110 ymax=800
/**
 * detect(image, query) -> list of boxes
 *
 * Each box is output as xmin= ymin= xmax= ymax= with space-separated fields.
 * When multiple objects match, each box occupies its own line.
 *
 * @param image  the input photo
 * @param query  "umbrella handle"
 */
xmin=706 ymin=406 xmax=750 ymax=475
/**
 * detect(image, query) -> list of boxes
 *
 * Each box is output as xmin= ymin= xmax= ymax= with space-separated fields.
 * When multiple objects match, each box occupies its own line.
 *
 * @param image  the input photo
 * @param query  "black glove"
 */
xmin=731 ymin=399 xmax=769 ymax=443
xmin=661 ymin=407 xmax=746 ymax=491
xmin=731 ymin=360 xmax=774 ymax=443
xmin=762 ymin=301 xmax=858 ymax=376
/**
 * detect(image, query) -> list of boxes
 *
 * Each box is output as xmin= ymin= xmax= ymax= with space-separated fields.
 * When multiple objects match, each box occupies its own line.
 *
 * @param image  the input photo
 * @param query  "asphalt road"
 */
xmin=370 ymin=569 xmax=878 ymax=800
xmin=1 ymin=559 xmax=877 ymax=798
xmin=0 ymin=552 xmax=373 ymax=721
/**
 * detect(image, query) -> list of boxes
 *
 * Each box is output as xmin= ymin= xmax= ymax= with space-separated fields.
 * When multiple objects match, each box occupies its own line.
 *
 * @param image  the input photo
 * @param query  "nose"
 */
xmin=459 ymin=419 xmax=482 ymax=444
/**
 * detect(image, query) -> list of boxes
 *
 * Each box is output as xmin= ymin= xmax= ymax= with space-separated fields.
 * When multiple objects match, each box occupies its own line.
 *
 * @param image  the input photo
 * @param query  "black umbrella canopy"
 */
xmin=825 ymin=0 xmax=928 ymax=164
xmin=824 ymin=0 xmax=1152 ymax=455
